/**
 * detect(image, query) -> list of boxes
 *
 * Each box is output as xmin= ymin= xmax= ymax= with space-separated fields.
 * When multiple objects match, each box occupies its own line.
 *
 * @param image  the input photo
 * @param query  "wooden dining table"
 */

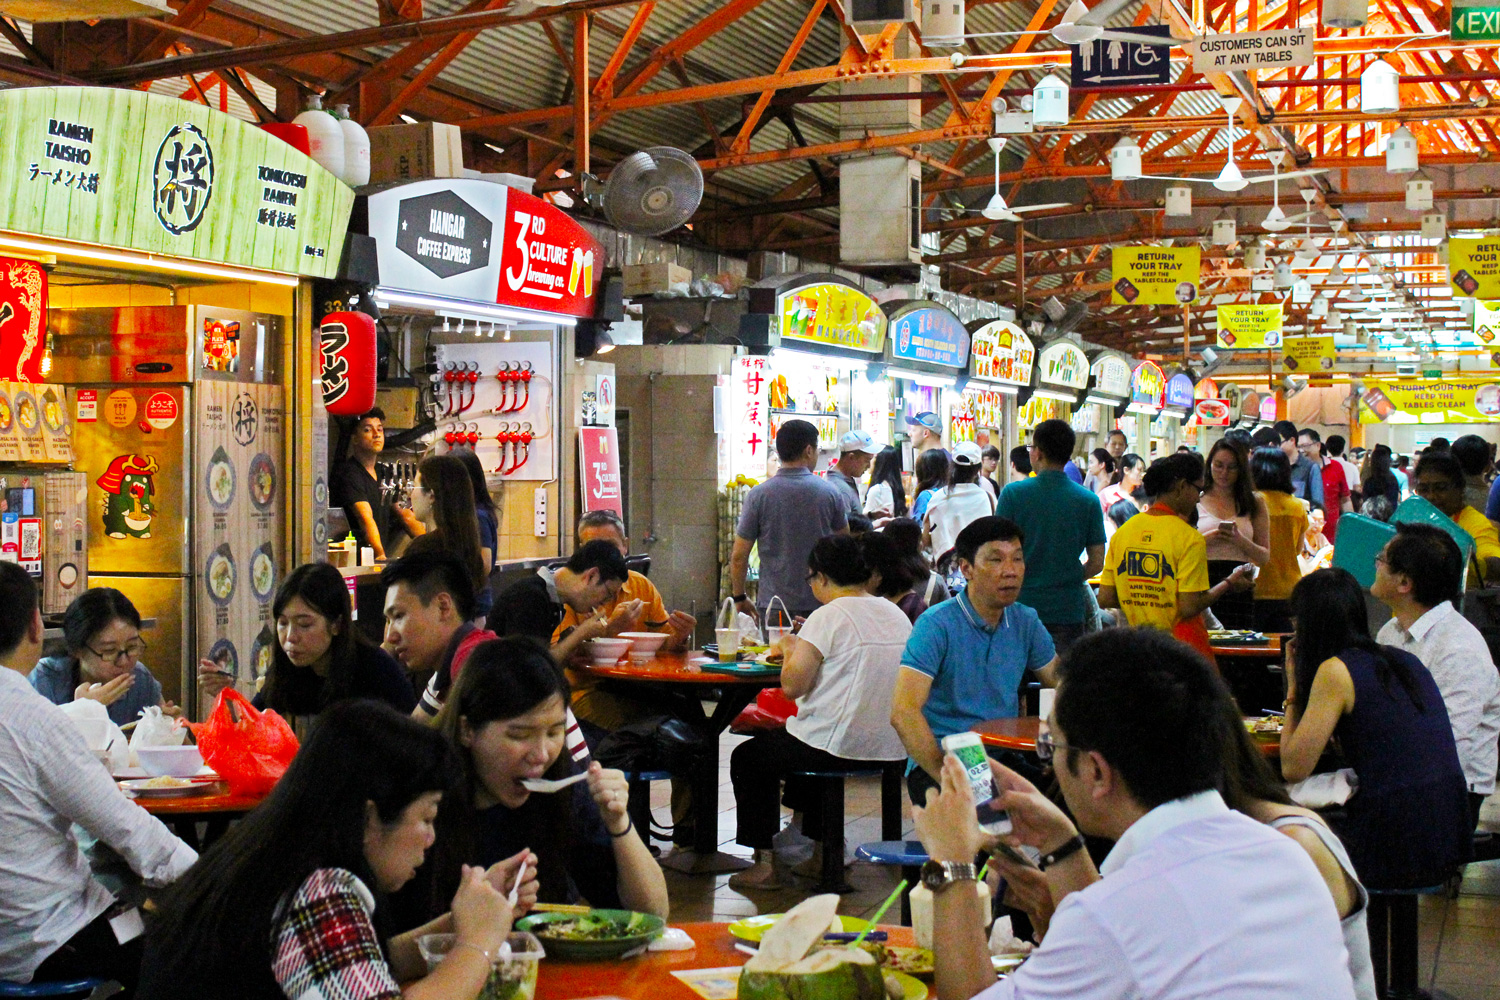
xmin=582 ymin=651 xmax=783 ymax=875
xmin=1210 ymin=634 xmax=1288 ymax=716
xmin=127 ymin=782 xmax=267 ymax=851
xmin=532 ymin=921 xmax=916 ymax=1000
xmin=971 ymin=715 xmax=1280 ymax=758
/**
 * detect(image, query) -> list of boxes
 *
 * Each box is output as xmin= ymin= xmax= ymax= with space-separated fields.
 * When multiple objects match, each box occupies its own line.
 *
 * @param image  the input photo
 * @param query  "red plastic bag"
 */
xmin=729 ymin=687 xmax=799 ymax=734
xmin=189 ymin=688 xmax=299 ymax=796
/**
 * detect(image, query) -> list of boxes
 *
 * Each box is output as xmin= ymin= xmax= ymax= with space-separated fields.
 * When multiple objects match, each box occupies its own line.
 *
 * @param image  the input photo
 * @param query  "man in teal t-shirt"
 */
xmin=996 ymin=418 xmax=1107 ymax=653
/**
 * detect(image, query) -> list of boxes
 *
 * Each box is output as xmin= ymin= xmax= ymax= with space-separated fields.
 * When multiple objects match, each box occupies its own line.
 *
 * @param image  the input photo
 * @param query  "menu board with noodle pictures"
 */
xmin=194 ymin=380 xmax=284 ymax=701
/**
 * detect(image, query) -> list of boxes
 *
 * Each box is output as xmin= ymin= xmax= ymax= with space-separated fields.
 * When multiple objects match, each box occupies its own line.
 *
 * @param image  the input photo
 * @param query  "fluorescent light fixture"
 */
xmin=972 ymin=382 xmax=1019 ymax=395
xmin=1125 ymin=402 xmax=1159 ymax=415
xmin=1158 ymin=409 xmax=1186 ymax=420
xmin=0 ymin=231 xmax=300 ymax=286
xmin=373 ymin=287 xmax=578 ymax=327
xmin=1083 ymin=393 xmax=1123 ymax=406
xmin=773 ymin=347 xmax=865 ymax=372
xmin=1033 ymin=387 xmax=1080 ymax=402
xmin=888 ymin=367 xmax=957 ymax=389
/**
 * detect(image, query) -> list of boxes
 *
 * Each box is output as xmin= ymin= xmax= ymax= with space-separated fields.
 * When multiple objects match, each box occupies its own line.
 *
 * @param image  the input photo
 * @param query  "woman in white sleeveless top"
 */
xmin=1198 ymin=439 xmax=1269 ymax=629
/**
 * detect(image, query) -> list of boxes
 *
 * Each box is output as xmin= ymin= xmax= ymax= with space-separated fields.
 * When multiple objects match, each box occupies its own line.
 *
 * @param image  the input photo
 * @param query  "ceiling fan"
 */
xmin=1152 ymin=98 xmax=1328 ymax=192
xmin=976 ymin=137 xmax=1072 ymax=222
xmin=1051 ymin=0 xmax=1181 ymax=47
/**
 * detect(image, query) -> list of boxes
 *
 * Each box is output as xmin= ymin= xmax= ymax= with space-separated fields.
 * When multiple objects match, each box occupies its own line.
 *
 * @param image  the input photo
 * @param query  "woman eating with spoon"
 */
xmin=394 ymin=636 xmax=667 ymax=928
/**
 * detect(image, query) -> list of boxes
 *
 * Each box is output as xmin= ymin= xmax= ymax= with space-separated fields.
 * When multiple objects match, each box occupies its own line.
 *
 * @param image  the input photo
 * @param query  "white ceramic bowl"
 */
xmin=619 ymin=631 xmax=669 ymax=660
xmin=136 ymin=745 xmax=204 ymax=778
xmin=586 ymin=637 xmax=632 ymax=664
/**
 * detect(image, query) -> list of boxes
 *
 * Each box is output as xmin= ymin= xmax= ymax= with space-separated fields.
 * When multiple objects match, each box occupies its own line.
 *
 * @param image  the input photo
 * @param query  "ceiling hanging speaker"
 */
xmin=923 ymin=0 xmax=964 ymax=47
xmin=601 ymin=147 xmax=704 ymax=236
xmin=1212 ymin=217 xmax=1237 ymax=246
xmin=1422 ymin=212 xmax=1447 ymax=240
xmin=1164 ymin=185 xmax=1193 ymax=217
xmin=1244 ymin=241 xmax=1267 ymax=271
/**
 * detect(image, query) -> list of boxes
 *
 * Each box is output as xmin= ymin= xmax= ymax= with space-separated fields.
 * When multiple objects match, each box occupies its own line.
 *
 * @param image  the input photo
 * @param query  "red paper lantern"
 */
xmin=318 ymin=311 xmax=377 ymax=416
xmin=0 ymin=257 xmax=48 ymax=383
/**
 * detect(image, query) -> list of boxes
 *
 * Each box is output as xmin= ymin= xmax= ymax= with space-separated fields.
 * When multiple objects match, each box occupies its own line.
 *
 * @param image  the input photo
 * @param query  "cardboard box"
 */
xmin=367 ymin=122 xmax=464 ymax=184
xmin=623 ymin=263 xmax=692 ymax=297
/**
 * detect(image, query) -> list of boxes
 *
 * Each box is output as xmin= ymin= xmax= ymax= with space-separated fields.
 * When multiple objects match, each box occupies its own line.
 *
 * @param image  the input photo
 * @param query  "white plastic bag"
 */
xmin=128 ymin=705 xmax=186 ymax=765
xmin=57 ymin=700 xmax=129 ymax=770
xmin=1286 ymin=768 xmax=1358 ymax=808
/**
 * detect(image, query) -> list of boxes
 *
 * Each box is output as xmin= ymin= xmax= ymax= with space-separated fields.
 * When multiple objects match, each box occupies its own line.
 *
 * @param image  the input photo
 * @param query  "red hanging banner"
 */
xmin=0 ymin=257 xmax=48 ymax=383
xmin=578 ymin=427 xmax=623 ymax=517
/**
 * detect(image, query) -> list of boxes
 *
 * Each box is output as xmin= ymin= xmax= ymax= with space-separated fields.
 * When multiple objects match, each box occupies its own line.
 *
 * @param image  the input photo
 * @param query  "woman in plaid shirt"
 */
xmin=138 ymin=701 xmax=536 ymax=1000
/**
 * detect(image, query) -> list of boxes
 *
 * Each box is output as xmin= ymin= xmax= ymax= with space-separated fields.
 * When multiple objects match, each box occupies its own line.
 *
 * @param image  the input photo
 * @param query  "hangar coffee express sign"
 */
xmin=368 ymin=178 xmax=603 ymax=318
xmin=0 ymin=87 xmax=352 ymax=279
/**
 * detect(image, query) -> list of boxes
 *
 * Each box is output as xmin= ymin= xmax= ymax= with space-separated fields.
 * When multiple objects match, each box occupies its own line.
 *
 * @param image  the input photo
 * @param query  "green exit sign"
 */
xmin=1453 ymin=4 xmax=1500 ymax=40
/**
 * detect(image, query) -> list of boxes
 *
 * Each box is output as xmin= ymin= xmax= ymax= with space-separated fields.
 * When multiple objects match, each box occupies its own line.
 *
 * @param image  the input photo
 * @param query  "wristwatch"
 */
xmin=919 ymin=859 xmax=978 ymax=892
xmin=1039 ymin=834 xmax=1087 ymax=871
xmin=731 ymin=593 xmax=749 ymax=603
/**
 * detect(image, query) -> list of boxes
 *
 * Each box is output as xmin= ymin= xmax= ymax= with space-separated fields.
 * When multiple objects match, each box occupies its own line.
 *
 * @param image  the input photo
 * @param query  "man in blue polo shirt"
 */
xmin=890 ymin=516 xmax=1059 ymax=802
xmin=997 ymin=418 xmax=1107 ymax=654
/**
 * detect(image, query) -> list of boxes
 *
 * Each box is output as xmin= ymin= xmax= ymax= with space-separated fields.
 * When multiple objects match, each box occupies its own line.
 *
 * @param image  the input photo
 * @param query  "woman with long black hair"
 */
xmin=1249 ymin=447 xmax=1308 ymax=633
xmin=453 ymin=449 xmax=497 ymax=573
xmin=911 ymin=448 xmax=951 ymax=523
xmin=199 ymin=563 xmax=415 ymax=721
xmin=1280 ymin=568 xmax=1470 ymax=890
xmin=863 ymin=445 xmax=908 ymax=521
xmin=404 ymin=455 xmax=491 ymax=620
xmin=138 ymin=701 xmax=530 ymax=1000
xmin=1197 ymin=439 xmax=1269 ymax=629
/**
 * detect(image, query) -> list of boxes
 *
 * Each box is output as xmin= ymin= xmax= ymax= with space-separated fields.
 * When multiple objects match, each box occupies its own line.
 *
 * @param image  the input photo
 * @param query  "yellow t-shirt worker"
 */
xmin=1411 ymin=451 xmax=1500 ymax=589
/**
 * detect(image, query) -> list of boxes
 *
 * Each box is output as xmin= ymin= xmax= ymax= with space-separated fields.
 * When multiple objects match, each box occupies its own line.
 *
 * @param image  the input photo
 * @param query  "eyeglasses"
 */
xmin=86 ymin=639 xmax=147 ymax=662
xmin=1035 ymin=729 xmax=1077 ymax=762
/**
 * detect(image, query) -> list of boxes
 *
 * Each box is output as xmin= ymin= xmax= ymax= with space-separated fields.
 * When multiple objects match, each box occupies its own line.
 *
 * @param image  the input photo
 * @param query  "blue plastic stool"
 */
xmin=792 ymin=764 xmax=904 ymax=893
xmin=622 ymin=769 xmax=673 ymax=847
xmin=0 ymin=979 xmax=117 ymax=998
xmin=855 ymin=840 xmax=930 ymax=925
xmin=1367 ymin=883 xmax=1445 ymax=999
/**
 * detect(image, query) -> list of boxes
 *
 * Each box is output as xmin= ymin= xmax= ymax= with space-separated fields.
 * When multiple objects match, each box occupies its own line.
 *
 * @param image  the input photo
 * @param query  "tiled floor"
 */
xmin=643 ymin=731 xmax=1500 ymax=997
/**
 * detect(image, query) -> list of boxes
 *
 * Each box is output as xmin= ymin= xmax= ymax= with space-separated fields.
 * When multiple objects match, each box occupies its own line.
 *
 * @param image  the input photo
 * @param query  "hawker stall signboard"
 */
xmin=888 ymin=304 xmax=970 ymax=368
xmin=1111 ymin=246 xmax=1200 ymax=305
xmin=1216 ymin=304 xmax=1283 ymax=348
xmin=1130 ymin=361 xmax=1166 ymax=409
xmin=776 ymin=282 xmax=887 ymax=353
xmin=368 ymin=178 xmax=602 ymax=319
xmin=1090 ymin=354 xmax=1132 ymax=399
xmin=969 ymin=320 xmax=1035 ymax=387
xmin=1164 ymin=373 xmax=1195 ymax=411
xmin=0 ymin=88 xmax=351 ymax=279
xmin=1448 ymin=237 xmax=1500 ymax=299
xmin=1035 ymin=340 xmax=1089 ymax=391
xmin=728 ymin=356 xmax=771 ymax=479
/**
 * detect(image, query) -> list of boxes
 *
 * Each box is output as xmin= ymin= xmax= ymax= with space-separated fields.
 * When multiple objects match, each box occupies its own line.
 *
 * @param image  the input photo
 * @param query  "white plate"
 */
xmin=112 ymin=765 xmax=218 ymax=780
xmin=119 ymin=776 xmax=219 ymax=797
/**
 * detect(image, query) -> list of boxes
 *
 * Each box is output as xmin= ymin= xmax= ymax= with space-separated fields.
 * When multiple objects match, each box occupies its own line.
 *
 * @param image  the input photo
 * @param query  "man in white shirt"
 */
xmin=1373 ymin=522 xmax=1500 ymax=830
xmin=913 ymin=627 xmax=1356 ymax=1000
xmin=0 ymin=562 xmax=196 ymax=986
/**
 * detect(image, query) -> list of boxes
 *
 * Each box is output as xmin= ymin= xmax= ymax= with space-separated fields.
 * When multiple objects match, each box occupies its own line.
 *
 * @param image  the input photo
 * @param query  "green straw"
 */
xmin=850 ymin=879 xmax=908 ymax=947
xmin=977 ymin=859 xmax=990 ymax=882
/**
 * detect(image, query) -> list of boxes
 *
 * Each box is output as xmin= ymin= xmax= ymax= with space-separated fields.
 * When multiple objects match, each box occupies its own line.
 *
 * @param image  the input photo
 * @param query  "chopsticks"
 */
xmin=530 ymin=902 xmax=590 ymax=915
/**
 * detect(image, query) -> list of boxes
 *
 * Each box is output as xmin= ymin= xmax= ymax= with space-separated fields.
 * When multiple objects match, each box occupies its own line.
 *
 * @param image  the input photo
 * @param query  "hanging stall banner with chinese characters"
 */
xmin=1194 ymin=376 xmax=1220 ymax=399
xmin=0 ymin=257 xmax=47 ymax=383
xmin=729 ymin=356 xmax=770 ymax=479
xmin=1130 ymin=361 xmax=1166 ymax=409
xmin=578 ymin=427 xmax=624 ymax=516
xmin=776 ymin=282 xmax=887 ymax=353
xmin=1282 ymin=335 xmax=1336 ymax=385
xmin=1090 ymin=354 xmax=1132 ymax=400
xmin=1216 ymin=304 xmax=1283 ymax=348
xmin=1035 ymin=339 xmax=1090 ymax=390
xmin=889 ymin=305 xmax=970 ymax=367
xmin=1111 ymin=246 xmax=1200 ymax=305
xmin=0 ymin=88 xmax=351 ymax=278
xmin=969 ymin=320 xmax=1035 ymax=386
xmin=1448 ymin=237 xmax=1500 ymax=298
xmin=1358 ymin=380 xmax=1500 ymax=422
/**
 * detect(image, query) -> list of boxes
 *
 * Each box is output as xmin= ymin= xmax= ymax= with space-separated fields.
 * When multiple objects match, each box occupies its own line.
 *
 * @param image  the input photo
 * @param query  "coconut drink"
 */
xmin=737 ymin=895 xmax=886 ymax=1000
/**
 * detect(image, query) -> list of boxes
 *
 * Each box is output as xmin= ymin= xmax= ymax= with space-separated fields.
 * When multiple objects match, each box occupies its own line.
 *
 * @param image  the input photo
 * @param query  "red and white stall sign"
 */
xmin=498 ymin=187 xmax=601 ymax=319
xmin=729 ymin=356 xmax=770 ymax=480
xmin=579 ymin=427 xmax=623 ymax=516
xmin=0 ymin=256 xmax=47 ymax=384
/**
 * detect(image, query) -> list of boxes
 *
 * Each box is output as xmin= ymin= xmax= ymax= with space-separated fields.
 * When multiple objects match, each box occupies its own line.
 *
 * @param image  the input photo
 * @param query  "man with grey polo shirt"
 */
xmin=731 ymin=419 xmax=850 ymax=624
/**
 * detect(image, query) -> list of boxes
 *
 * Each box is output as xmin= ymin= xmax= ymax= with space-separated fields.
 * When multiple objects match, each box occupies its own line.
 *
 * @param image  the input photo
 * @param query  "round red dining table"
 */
xmin=581 ymin=650 xmax=782 ymax=875
xmin=531 ymin=921 xmax=915 ymax=1000
xmin=128 ymin=782 xmax=267 ymax=850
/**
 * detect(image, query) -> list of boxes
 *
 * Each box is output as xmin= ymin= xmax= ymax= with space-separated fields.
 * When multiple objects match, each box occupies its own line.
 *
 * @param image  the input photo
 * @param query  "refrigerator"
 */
xmin=52 ymin=307 xmax=285 ymax=713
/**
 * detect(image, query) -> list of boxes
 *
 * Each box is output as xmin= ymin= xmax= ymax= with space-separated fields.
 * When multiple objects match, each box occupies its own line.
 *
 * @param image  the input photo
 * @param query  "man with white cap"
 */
xmin=906 ymin=411 xmax=944 ymax=456
xmin=829 ymin=430 xmax=881 ymax=518
xmin=924 ymin=442 xmax=998 ymax=564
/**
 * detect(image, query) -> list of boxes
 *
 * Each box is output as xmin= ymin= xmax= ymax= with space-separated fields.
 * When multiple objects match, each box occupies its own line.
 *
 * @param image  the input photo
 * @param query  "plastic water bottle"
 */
xmin=293 ymin=94 xmax=345 ymax=182
xmin=332 ymin=104 xmax=370 ymax=187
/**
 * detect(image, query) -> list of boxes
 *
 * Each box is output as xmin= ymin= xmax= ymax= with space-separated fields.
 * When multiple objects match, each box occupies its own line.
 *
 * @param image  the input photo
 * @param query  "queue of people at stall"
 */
xmin=2 ymin=410 xmax=1498 ymax=1000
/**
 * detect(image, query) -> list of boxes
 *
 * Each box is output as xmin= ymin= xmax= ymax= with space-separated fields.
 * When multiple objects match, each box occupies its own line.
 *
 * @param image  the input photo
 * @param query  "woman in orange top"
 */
xmin=1249 ymin=447 xmax=1309 ymax=634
